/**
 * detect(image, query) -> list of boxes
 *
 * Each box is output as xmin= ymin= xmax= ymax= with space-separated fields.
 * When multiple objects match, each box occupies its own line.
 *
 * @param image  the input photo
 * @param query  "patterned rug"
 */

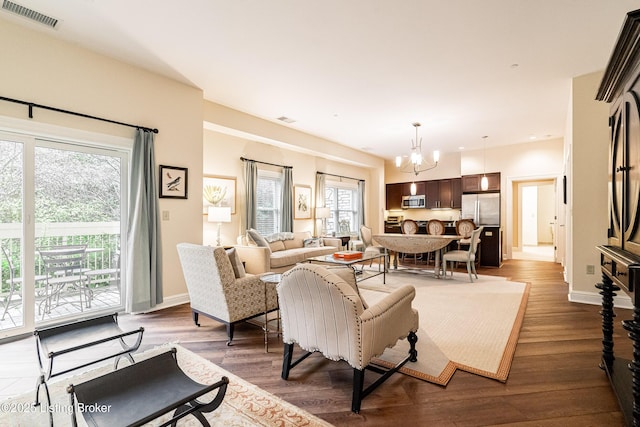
xmin=0 ymin=344 xmax=332 ymax=427
xmin=359 ymin=267 xmax=530 ymax=386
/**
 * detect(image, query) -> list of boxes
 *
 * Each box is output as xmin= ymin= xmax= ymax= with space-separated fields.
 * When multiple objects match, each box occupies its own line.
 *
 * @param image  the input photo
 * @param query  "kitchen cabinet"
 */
xmin=386 ymin=178 xmax=461 ymax=210
xmin=479 ymin=226 xmax=502 ymax=267
xmin=426 ymin=178 xmax=462 ymax=209
xmin=385 ymin=183 xmax=403 ymax=210
xmin=462 ymin=173 xmax=500 ymax=193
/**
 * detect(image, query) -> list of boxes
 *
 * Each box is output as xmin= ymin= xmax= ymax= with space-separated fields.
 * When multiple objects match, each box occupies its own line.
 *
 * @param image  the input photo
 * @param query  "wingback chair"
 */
xmin=176 ymin=243 xmax=278 ymax=345
xmin=277 ymin=263 xmax=419 ymax=413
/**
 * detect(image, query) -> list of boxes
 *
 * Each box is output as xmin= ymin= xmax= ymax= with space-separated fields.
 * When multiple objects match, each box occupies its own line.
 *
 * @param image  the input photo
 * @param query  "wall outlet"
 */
xmin=586 ymin=264 xmax=595 ymax=275
xmin=162 ymin=210 xmax=170 ymax=221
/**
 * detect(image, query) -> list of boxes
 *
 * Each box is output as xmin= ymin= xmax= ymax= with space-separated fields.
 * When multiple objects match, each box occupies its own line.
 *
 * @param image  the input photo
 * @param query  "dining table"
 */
xmin=372 ymin=233 xmax=462 ymax=277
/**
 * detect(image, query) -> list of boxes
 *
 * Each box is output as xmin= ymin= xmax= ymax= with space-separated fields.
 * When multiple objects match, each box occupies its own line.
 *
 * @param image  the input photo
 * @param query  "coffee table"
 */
xmin=305 ymin=252 xmax=387 ymax=284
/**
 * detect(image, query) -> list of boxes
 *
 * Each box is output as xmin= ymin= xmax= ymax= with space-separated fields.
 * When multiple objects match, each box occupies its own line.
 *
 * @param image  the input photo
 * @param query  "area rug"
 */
xmin=358 ymin=267 xmax=530 ymax=386
xmin=0 ymin=344 xmax=333 ymax=427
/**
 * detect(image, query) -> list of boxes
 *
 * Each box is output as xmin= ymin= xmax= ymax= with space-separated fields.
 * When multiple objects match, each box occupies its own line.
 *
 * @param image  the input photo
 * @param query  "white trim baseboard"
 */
xmin=132 ymin=293 xmax=190 ymax=314
xmin=569 ymin=290 xmax=633 ymax=310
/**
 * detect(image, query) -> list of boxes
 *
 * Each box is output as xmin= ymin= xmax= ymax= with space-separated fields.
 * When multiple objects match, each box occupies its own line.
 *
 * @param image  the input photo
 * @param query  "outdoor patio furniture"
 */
xmin=37 ymin=244 xmax=89 ymax=316
xmin=2 ymin=246 xmax=46 ymax=320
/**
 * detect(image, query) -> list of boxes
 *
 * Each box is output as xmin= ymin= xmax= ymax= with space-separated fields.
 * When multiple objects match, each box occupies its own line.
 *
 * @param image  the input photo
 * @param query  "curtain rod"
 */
xmin=0 ymin=95 xmax=159 ymax=134
xmin=317 ymin=171 xmax=364 ymax=182
xmin=240 ymin=156 xmax=292 ymax=169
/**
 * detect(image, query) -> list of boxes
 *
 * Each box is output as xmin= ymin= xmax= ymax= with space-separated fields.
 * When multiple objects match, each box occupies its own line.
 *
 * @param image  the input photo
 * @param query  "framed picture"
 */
xmin=203 ymin=175 xmax=236 ymax=214
xmin=159 ymin=165 xmax=188 ymax=199
xmin=294 ymin=185 xmax=312 ymax=219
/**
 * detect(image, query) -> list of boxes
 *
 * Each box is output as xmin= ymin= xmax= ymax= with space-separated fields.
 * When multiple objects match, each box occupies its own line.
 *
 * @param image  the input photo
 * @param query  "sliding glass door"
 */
xmin=0 ymin=130 xmax=128 ymax=338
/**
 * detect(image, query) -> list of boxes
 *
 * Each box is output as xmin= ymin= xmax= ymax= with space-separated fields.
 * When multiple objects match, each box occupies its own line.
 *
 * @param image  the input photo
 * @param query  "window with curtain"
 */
xmin=324 ymin=180 xmax=360 ymax=235
xmin=256 ymin=169 xmax=282 ymax=235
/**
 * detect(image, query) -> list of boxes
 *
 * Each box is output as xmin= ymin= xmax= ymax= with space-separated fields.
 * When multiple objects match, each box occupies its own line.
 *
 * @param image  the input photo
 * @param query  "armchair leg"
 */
xmin=352 ymin=368 xmax=365 ymax=413
xmin=226 ymin=323 xmax=234 ymax=345
xmin=282 ymin=343 xmax=294 ymax=380
xmin=193 ymin=311 xmax=200 ymax=327
xmin=408 ymin=331 xmax=418 ymax=362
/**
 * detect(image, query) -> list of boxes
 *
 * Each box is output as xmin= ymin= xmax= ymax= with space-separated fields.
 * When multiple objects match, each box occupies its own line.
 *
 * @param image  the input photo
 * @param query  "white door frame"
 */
xmin=505 ymin=173 xmax=563 ymax=263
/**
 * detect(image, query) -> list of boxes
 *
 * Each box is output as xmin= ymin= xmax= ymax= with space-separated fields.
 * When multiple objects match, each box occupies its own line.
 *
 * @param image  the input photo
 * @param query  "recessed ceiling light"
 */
xmin=458 ymin=146 xmax=465 ymax=150
xmin=276 ymin=116 xmax=296 ymax=124
xmin=510 ymin=63 xmax=519 ymax=69
xmin=529 ymin=135 xmax=537 ymax=140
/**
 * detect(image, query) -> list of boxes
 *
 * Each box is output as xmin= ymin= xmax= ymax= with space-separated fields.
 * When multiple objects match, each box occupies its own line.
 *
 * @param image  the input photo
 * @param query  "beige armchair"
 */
xmin=277 ymin=263 xmax=419 ymax=413
xmin=176 ymin=243 xmax=278 ymax=345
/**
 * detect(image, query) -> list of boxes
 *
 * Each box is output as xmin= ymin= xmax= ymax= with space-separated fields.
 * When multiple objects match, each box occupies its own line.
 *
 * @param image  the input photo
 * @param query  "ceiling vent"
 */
xmin=276 ymin=116 xmax=296 ymax=124
xmin=2 ymin=0 xmax=59 ymax=29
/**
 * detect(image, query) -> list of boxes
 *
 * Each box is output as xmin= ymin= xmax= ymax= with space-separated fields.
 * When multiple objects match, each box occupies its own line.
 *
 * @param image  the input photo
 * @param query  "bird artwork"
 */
xmin=165 ymin=172 xmax=181 ymax=191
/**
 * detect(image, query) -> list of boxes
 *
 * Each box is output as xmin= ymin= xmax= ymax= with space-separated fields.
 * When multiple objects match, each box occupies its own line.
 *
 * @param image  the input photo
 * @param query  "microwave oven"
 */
xmin=402 ymin=195 xmax=425 ymax=209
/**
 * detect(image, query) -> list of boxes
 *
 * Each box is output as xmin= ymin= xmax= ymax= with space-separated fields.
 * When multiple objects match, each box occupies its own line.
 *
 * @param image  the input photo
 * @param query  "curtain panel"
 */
xmin=281 ymin=167 xmax=293 ymax=232
xmin=127 ymin=129 xmax=162 ymax=312
xmin=244 ymin=159 xmax=258 ymax=232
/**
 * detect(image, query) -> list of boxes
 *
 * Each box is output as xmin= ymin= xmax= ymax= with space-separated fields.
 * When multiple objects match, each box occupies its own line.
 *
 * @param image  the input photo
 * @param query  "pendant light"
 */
xmin=480 ymin=136 xmax=489 ymax=191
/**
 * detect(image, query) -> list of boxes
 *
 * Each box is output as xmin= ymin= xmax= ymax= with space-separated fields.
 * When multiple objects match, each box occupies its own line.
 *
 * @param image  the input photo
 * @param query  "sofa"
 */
xmin=235 ymin=230 xmax=341 ymax=274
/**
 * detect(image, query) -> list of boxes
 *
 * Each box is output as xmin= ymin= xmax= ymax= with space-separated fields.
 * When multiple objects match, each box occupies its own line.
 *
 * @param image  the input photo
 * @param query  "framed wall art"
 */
xmin=294 ymin=184 xmax=312 ymax=219
xmin=159 ymin=165 xmax=188 ymax=199
xmin=203 ymin=175 xmax=236 ymax=214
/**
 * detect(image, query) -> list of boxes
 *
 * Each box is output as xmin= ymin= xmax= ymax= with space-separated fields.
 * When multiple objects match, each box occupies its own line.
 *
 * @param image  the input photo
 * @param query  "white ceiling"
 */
xmin=3 ymin=0 xmax=638 ymax=160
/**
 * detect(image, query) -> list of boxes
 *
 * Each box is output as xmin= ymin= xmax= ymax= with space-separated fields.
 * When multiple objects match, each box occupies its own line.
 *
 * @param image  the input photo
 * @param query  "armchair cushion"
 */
xmin=225 ymin=247 xmax=246 ymax=279
xmin=247 ymin=229 xmax=270 ymax=250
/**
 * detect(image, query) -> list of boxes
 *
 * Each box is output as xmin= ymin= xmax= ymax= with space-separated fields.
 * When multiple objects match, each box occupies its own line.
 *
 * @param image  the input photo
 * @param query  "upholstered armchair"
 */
xmin=176 ymin=243 xmax=278 ymax=345
xmin=277 ymin=263 xmax=419 ymax=413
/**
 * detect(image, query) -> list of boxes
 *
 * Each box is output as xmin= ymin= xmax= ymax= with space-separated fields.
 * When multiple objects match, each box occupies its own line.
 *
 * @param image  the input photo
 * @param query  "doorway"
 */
xmin=511 ymin=179 xmax=556 ymax=262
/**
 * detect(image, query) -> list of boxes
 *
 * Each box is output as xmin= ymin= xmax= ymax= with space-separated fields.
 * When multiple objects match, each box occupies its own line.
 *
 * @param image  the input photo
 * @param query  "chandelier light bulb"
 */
xmin=395 ymin=122 xmax=439 ymax=176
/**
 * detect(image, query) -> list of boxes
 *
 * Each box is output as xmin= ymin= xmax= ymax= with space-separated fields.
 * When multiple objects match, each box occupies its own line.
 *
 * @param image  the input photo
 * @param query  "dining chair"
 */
xmin=360 ymin=225 xmax=388 ymax=270
xmin=400 ymin=219 xmax=422 ymax=264
xmin=82 ymin=250 xmax=121 ymax=308
xmin=442 ymin=226 xmax=484 ymax=282
xmin=423 ymin=219 xmax=446 ymax=265
xmin=37 ymin=244 xmax=89 ymax=317
xmin=455 ymin=219 xmax=476 ymax=249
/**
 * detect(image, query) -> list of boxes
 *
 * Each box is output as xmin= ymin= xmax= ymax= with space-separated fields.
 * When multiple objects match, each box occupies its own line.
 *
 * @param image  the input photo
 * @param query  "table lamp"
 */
xmin=316 ymin=207 xmax=330 ymax=236
xmin=208 ymin=206 xmax=232 ymax=246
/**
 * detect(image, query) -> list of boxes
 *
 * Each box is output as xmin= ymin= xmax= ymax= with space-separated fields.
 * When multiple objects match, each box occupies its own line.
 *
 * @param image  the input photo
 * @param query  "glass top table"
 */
xmin=305 ymin=252 xmax=387 ymax=284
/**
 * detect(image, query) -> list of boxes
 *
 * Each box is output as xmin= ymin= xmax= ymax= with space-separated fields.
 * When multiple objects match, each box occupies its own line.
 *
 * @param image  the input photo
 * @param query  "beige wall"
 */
xmin=569 ymin=71 xmax=611 ymax=303
xmin=0 ymin=18 xmax=204 ymax=304
xmin=202 ymin=101 xmax=387 ymax=237
xmin=202 ymin=129 xmax=377 ymax=245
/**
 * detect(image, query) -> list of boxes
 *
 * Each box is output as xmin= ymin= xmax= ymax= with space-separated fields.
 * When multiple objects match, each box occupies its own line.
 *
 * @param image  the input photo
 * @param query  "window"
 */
xmin=256 ymin=170 xmax=282 ymax=235
xmin=324 ymin=180 xmax=360 ymax=235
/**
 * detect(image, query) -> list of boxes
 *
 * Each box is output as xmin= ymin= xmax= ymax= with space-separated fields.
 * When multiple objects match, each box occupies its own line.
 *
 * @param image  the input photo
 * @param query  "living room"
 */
xmin=0 ymin=1 xmax=637 ymax=425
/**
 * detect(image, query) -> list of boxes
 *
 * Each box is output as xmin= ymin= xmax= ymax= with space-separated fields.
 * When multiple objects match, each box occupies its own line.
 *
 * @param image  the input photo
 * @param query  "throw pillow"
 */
xmin=247 ymin=229 xmax=270 ymax=249
xmin=225 ymin=247 xmax=246 ymax=279
xmin=303 ymin=238 xmax=323 ymax=248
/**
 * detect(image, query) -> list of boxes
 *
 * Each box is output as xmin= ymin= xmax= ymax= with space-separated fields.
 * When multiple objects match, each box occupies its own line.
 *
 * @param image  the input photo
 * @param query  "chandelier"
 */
xmin=395 ymin=122 xmax=439 ymax=177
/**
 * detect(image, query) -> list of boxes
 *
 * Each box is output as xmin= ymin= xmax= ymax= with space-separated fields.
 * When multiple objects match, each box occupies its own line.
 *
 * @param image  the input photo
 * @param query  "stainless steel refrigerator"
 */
xmin=461 ymin=193 xmax=500 ymax=226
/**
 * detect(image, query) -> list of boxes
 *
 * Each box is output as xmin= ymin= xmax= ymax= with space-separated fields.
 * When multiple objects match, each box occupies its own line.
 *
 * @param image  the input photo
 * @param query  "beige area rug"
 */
xmin=358 ymin=267 xmax=530 ymax=386
xmin=0 ymin=344 xmax=332 ymax=427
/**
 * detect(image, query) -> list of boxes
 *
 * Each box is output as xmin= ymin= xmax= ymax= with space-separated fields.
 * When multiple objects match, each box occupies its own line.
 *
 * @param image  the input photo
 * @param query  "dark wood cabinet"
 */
xmin=462 ymin=173 xmax=500 ymax=193
xmin=386 ymin=178 xmax=462 ymax=210
xmin=479 ymin=226 xmax=502 ymax=267
xmin=385 ymin=183 xmax=403 ymax=210
xmin=595 ymin=9 xmax=640 ymax=427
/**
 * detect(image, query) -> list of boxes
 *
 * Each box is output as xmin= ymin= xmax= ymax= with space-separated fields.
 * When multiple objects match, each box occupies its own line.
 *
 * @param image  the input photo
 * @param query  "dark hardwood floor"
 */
xmin=117 ymin=259 xmax=628 ymax=426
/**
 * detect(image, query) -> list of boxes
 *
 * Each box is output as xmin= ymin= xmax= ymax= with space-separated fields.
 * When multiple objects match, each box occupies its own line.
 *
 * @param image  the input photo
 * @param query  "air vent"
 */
xmin=276 ymin=116 xmax=296 ymax=124
xmin=2 ymin=0 xmax=59 ymax=29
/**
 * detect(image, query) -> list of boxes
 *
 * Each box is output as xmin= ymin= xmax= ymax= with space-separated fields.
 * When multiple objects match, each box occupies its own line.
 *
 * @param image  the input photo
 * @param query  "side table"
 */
xmin=259 ymin=273 xmax=282 ymax=352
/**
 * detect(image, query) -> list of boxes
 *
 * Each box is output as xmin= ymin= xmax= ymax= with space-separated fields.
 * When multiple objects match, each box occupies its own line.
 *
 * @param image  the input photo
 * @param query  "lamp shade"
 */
xmin=208 ymin=206 xmax=232 ymax=223
xmin=316 ymin=207 xmax=330 ymax=219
